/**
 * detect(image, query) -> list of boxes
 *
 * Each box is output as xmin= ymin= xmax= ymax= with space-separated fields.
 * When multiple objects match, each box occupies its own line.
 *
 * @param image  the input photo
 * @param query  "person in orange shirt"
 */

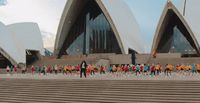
xmin=176 ymin=64 xmax=181 ymax=73
xmin=86 ymin=65 xmax=91 ymax=76
xmin=188 ymin=65 xmax=192 ymax=75
xmin=170 ymin=64 xmax=174 ymax=75
xmin=184 ymin=64 xmax=190 ymax=76
xmin=197 ymin=64 xmax=200 ymax=73
xmin=63 ymin=65 xmax=68 ymax=75
xmin=90 ymin=64 xmax=95 ymax=75
xmin=179 ymin=64 xmax=185 ymax=75
xmin=155 ymin=63 xmax=161 ymax=75
xmin=165 ymin=64 xmax=172 ymax=76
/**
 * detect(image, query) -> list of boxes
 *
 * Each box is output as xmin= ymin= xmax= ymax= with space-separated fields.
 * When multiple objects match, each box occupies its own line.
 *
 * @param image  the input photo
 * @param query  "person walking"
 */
xmin=80 ymin=61 xmax=87 ymax=78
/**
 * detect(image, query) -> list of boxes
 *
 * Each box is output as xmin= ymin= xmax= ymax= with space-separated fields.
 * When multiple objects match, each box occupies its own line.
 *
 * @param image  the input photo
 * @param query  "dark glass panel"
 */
xmin=64 ymin=0 xmax=121 ymax=55
xmin=157 ymin=10 xmax=198 ymax=54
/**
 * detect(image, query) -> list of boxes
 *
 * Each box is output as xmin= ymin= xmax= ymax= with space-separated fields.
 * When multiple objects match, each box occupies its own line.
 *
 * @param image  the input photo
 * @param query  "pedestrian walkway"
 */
xmin=1 ymin=72 xmax=200 ymax=81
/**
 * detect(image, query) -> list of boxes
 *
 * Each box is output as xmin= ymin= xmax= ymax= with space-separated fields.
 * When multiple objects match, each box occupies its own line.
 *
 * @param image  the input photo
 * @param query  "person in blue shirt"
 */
xmin=191 ymin=64 xmax=197 ymax=75
xmin=144 ymin=64 xmax=148 ymax=75
xmin=109 ymin=66 xmax=112 ymax=73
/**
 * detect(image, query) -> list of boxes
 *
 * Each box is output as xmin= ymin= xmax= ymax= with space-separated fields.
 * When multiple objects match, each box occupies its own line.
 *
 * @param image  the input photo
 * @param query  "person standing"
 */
xmin=80 ymin=61 xmax=87 ymax=78
xmin=10 ymin=66 xmax=13 ymax=74
xmin=42 ymin=65 xmax=46 ymax=75
xmin=91 ymin=64 xmax=95 ymax=75
xmin=6 ymin=65 xmax=10 ymax=74
xmin=31 ymin=65 xmax=35 ymax=74
xmin=136 ymin=64 xmax=140 ymax=76
xmin=150 ymin=64 xmax=156 ymax=76
xmin=22 ymin=65 xmax=26 ymax=74
xmin=54 ymin=65 xmax=58 ymax=74
xmin=14 ymin=65 xmax=17 ymax=73
xmin=144 ymin=64 xmax=148 ymax=75
xmin=155 ymin=63 xmax=161 ymax=75
xmin=191 ymin=64 xmax=196 ymax=76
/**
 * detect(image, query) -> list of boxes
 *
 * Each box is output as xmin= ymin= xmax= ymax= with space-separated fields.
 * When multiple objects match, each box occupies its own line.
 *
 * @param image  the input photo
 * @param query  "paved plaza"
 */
xmin=1 ymin=72 xmax=200 ymax=81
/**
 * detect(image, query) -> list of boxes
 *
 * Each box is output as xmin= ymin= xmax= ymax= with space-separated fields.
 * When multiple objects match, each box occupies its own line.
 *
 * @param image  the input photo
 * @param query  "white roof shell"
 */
xmin=54 ymin=0 xmax=145 ymax=55
xmin=151 ymin=1 xmax=200 ymax=53
xmin=0 ymin=22 xmax=44 ymax=65
xmin=179 ymin=0 xmax=200 ymax=50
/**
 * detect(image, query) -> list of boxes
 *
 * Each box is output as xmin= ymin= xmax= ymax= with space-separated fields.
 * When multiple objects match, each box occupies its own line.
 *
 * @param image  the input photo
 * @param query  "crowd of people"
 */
xmin=4 ymin=61 xmax=200 ymax=78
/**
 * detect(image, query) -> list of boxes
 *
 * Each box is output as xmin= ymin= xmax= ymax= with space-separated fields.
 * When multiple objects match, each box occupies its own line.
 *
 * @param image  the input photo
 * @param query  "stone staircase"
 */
xmin=0 ymin=79 xmax=200 ymax=102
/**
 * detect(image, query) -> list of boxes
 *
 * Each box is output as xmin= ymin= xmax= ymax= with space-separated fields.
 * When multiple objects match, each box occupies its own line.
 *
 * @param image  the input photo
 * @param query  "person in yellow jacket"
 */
xmin=165 ymin=64 xmax=173 ymax=76
xmin=155 ymin=63 xmax=161 ymax=75
xmin=179 ymin=64 xmax=185 ymax=74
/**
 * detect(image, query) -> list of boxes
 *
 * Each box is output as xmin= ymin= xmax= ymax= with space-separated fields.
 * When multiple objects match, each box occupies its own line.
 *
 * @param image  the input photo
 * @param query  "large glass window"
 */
xmin=169 ymin=26 xmax=197 ymax=54
xmin=64 ymin=0 xmax=121 ymax=55
xmin=156 ymin=10 xmax=198 ymax=55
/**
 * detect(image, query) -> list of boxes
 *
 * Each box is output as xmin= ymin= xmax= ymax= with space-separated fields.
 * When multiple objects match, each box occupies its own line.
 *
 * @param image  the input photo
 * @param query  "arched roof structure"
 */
xmin=151 ymin=1 xmax=200 ymax=54
xmin=54 ymin=0 xmax=145 ymax=56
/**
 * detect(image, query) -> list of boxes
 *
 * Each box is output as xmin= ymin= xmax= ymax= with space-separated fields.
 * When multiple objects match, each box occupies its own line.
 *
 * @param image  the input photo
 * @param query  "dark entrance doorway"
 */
xmin=26 ymin=50 xmax=40 ymax=65
xmin=129 ymin=49 xmax=136 ymax=65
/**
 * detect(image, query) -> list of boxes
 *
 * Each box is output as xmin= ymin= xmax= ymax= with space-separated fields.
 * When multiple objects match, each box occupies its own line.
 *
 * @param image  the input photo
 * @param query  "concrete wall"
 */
xmin=32 ymin=54 xmax=132 ymax=66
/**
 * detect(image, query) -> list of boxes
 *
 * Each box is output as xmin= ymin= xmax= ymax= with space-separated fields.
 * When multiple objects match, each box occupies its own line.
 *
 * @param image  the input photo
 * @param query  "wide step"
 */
xmin=0 ymin=79 xmax=199 ymax=102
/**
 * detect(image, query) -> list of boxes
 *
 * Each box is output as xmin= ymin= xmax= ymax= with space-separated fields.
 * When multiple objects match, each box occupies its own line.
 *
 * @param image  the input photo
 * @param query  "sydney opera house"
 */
xmin=52 ymin=0 xmax=200 ymax=65
xmin=1 ymin=0 xmax=200 ymax=68
xmin=0 ymin=22 xmax=44 ymax=68
xmin=54 ymin=0 xmax=145 ymax=58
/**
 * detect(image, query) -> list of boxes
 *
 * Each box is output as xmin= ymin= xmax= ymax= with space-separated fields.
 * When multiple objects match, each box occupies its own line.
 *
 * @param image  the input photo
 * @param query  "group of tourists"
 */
xmin=4 ymin=61 xmax=200 ymax=78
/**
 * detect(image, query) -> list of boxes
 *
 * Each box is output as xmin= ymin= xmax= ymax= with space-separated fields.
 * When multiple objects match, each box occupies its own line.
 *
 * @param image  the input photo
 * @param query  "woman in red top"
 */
xmin=140 ymin=64 xmax=144 ymax=74
xmin=150 ymin=64 xmax=155 ymax=76
xmin=100 ymin=65 xmax=105 ymax=74
xmin=121 ymin=65 xmax=125 ymax=72
xmin=132 ymin=65 xmax=136 ymax=72
xmin=14 ymin=65 xmax=17 ymax=73
xmin=47 ymin=66 xmax=51 ymax=73
xmin=86 ymin=65 xmax=91 ymax=76
xmin=31 ymin=65 xmax=35 ymax=74
xmin=125 ymin=65 xmax=129 ymax=73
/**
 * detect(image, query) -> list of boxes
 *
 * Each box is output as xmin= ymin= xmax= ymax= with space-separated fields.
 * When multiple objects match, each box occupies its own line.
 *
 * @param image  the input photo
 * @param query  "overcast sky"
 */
xmin=0 ymin=0 xmax=182 ymax=52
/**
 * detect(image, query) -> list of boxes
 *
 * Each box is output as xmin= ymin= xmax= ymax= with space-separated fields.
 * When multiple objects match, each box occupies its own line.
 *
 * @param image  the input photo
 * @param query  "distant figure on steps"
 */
xmin=80 ymin=61 xmax=87 ymax=78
